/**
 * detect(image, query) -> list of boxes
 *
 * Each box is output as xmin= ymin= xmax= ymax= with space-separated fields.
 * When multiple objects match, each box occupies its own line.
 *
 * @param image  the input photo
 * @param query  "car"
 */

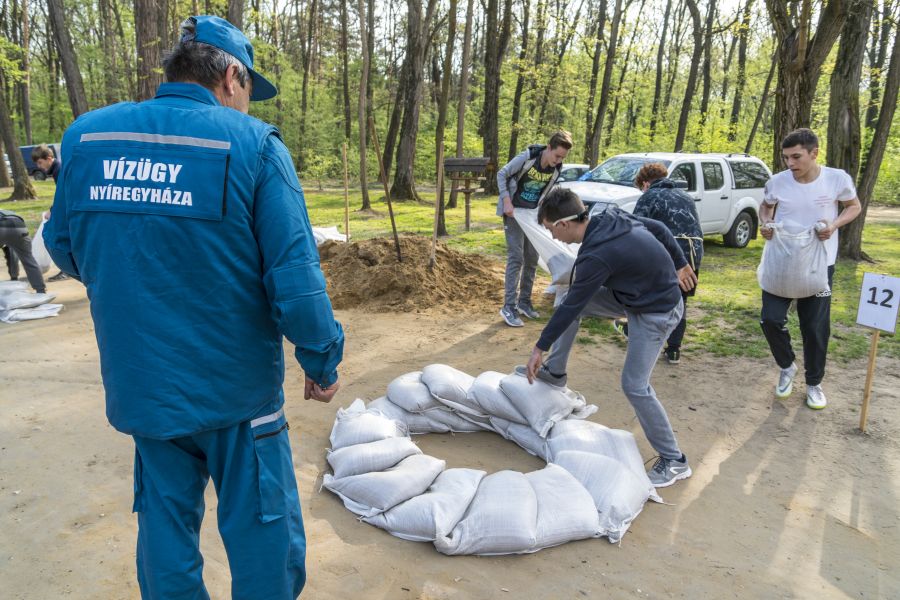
xmin=557 ymin=163 xmax=590 ymax=182
xmin=558 ymin=152 xmax=772 ymax=248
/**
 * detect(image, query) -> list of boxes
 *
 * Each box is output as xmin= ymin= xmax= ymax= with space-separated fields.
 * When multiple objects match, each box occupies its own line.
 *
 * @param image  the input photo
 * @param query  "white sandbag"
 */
xmin=324 ymin=454 xmax=445 ymax=518
xmin=364 ymin=468 xmax=486 ymax=542
xmin=547 ymin=420 xmax=658 ymax=500
xmin=757 ymin=224 xmax=829 ymax=298
xmin=0 ymin=290 xmax=57 ymax=311
xmin=31 ymin=218 xmax=52 ymax=273
xmin=0 ymin=281 xmax=30 ymax=294
xmin=435 ymin=470 xmax=538 ymax=556
xmin=387 ymin=371 xmax=444 ymax=413
xmin=0 ymin=303 xmax=64 ymax=323
xmin=312 ymin=225 xmax=347 ymax=246
xmin=553 ymin=451 xmax=654 ymax=543
xmin=326 ymin=437 xmax=421 ymax=479
xmin=329 ymin=399 xmax=407 ymax=450
xmin=468 ymin=371 xmax=528 ymax=424
xmin=367 ymin=397 xmax=482 ymax=434
xmin=489 ymin=416 xmax=550 ymax=461
xmin=500 ymin=372 xmax=586 ymax=438
xmin=421 ymin=364 xmax=480 ymax=416
xmin=513 ymin=207 xmax=578 ymax=285
xmin=526 ymin=464 xmax=602 ymax=549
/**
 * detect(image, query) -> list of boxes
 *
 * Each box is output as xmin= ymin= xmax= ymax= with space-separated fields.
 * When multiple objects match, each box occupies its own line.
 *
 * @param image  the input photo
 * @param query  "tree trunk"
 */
xmin=649 ymin=0 xmax=673 ymax=141
xmin=528 ymin=0 xmax=548 ymax=118
xmin=728 ymin=0 xmax=754 ymax=141
xmin=841 ymin=14 xmax=899 ymax=259
xmin=381 ymin=69 xmax=407 ymax=183
xmin=0 ymin=78 xmax=37 ymax=200
xmin=357 ymin=0 xmax=371 ymax=210
xmin=340 ymin=0 xmax=352 ymax=140
xmin=865 ymin=0 xmax=893 ymax=129
xmin=435 ymin=0 xmax=458 ymax=237
xmin=47 ymin=0 xmax=89 ymax=116
xmin=698 ymin=0 xmax=716 ymax=127
xmin=99 ymin=0 xmax=120 ymax=106
xmin=537 ymin=0 xmax=585 ymax=128
xmin=589 ymin=0 xmax=623 ymax=165
xmin=745 ymin=50 xmax=776 ymax=154
xmin=228 ymin=0 xmax=244 ymax=28
xmin=606 ymin=0 xmax=645 ymax=149
xmin=508 ymin=0 xmax=532 ymax=162
xmin=20 ymin=0 xmax=32 ymax=145
xmin=663 ymin=1 xmax=688 ymax=112
xmin=134 ymin=0 xmax=167 ymax=102
xmin=299 ymin=0 xmax=318 ymax=155
xmin=673 ymin=0 xmax=702 ymax=152
xmin=582 ymin=1 xmax=607 ymax=163
xmin=480 ymin=0 xmax=513 ymax=195
xmin=0 ymin=141 xmax=11 ymax=188
xmin=449 ymin=0 xmax=474 ymax=209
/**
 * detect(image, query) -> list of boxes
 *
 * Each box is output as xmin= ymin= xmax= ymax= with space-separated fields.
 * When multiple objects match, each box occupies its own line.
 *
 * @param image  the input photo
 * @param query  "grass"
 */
xmin=5 ymin=181 xmax=898 ymax=361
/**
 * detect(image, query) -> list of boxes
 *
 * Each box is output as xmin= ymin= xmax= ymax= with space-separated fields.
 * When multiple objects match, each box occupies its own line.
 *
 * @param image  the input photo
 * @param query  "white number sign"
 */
xmin=856 ymin=273 xmax=900 ymax=334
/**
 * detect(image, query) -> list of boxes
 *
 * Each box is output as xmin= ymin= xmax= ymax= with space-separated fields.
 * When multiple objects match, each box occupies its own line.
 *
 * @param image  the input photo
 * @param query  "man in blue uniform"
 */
xmin=43 ymin=16 xmax=343 ymax=599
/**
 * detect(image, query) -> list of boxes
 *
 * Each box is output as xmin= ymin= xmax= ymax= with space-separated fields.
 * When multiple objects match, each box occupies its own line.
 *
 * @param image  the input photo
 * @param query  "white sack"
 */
xmin=468 ymin=371 xmax=528 ymax=424
xmin=364 ymin=468 xmax=486 ymax=542
xmin=0 ymin=281 xmax=30 ymax=294
xmin=323 ymin=454 xmax=445 ymax=518
xmin=329 ymin=399 xmax=407 ymax=450
xmin=0 ymin=303 xmax=63 ymax=323
xmin=387 ymin=371 xmax=444 ymax=413
xmin=489 ymin=416 xmax=550 ymax=461
xmin=553 ymin=451 xmax=654 ymax=543
xmin=434 ymin=470 xmax=538 ymax=556
xmin=326 ymin=437 xmax=421 ymax=479
xmin=421 ymin=364 xmax=480 ymax=415
xmin=500 ymin=372 xmax=587 ymax=438
xmin=513 ymin=207 xmax=578 ymax=285
xmin=312 ymin=226 xmax=347 ymax=246
xmin=31 ymin=218 xmax=52 ymax=273
xmin=0 ymin=291 xmax=57 ymax=311
xmin=367 ymin=396 xmax=483 ymax=434
xmin=757 ymin=225 xmax=829 ymax=298
xmin=526 ymin=464 xmax=602 ymax=548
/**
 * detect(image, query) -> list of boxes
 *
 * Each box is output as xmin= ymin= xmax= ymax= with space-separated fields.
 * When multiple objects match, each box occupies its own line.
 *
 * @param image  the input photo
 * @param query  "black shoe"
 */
xmin=48 ymin=271 xmax=70 ymax=282
xmin=665 ymin=348 xmax=680 ymax=364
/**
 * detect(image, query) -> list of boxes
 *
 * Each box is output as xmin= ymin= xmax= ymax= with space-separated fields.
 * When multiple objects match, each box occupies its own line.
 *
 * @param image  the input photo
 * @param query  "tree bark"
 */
xmin=339 ymin=0 xmax=352 ymax=140
xmin=649 ymin=0 xmax=673 ymax=141
xmin=528 ymin=0 xmax=548 ymax=118
xmin=381 ymin=68 xmax=407 ymax=183
xmin=20 ymin=0 xmax=33 ymax=145
xmin=728 ymin=0 xmax=754 ymax=141
xmin=134 ymin=0 xmax=167 ymax=102
xmin=589 ymin=0 xmax=623 ymax=165
xmin=865 ymin=0 xmax=893 ymax=129
xmin=357 ymin=0 xmax=371 ymax=210
xmin=47 ymin=0 xmax=89 ymax=116
xmin=605 ymin=0 xmax=645 ymax=149
xmin=841 ymin=14 xmax=899 ymax=259
xmin=582 ymin=1 xmax=607 ymax=163
xmin=449 ymin=0 xmax=474 ymax=209
xmin=479 ymin=0 xmax=513 ymax=195
xmin=698 ymin=0 xmax=716 ymax=127
xmin=228 ymin=0 xmax=244 ymax=28
xmin=0 ymin=141 xmax=11 ymax=188
xmin=435 ymin=0 xmax=458 ymax=236
xmin=745 ymin=50 xmax=776 ymax=154
xmin=0 ymin=78 xmax=37 ymax=200
xmin=674 ymin=0 xmax=703 ymax=152
xmin=299 ymin=0 xmax=318 ymax=152
xmin=508 ymin=0 xmax=532 ymax=162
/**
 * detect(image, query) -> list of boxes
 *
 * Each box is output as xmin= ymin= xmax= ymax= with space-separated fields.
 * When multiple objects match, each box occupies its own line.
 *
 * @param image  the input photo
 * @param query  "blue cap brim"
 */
xmin=249 ymin=69 xmax=277 ymax=101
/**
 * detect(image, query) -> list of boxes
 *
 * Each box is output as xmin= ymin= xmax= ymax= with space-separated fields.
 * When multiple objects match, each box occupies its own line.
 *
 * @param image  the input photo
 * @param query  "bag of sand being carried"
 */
xmin=757 ymin=224 xmax=829 ymax=298
xmin=364 ymin=468 xmax=486 ymax=542
xmin=500 ymin=371 xmax=595 ymax=438
xmin=329 ymin=399 xmax=407 ymax=450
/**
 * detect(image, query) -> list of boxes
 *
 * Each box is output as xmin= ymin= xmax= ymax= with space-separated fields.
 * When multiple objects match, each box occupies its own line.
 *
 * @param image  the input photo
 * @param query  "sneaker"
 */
xmin=517 ymin=303 xmax=540 ymax=319
xmin=48 ymin=271 xmax=70 ymax=282
xmin=499 ymin=305 xmax=524 ymax=327
xmin=665 ymin=347 xmax=680 ymax=364
xmin=613 ymin=319 xmax=629 ymax=338
xmin=775 ymin=362 xmax=798 ymax=398
xmin=647 ymin=455 xmax=692 ymax=488
xmin=806 ymin=384 xmax=827 ymax=410
xmin=514 ymin=364 xmax=567 ymax=387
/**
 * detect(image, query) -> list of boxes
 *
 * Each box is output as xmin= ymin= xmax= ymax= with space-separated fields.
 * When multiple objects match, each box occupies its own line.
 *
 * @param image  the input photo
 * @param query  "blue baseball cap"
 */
xmin=191 ymin=15 xmax=277 ymax=101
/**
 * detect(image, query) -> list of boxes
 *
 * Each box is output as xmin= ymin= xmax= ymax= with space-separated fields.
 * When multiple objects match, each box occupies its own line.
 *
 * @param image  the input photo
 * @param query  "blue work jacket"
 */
xmin=44 ymin=83 xmax=344 ymax=439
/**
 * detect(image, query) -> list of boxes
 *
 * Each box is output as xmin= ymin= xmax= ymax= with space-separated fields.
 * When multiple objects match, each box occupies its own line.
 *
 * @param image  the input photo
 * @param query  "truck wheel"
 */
xmin=724 ymin=211 xmax=753 ymax=248
xmin=33 ymin=170 xmax=46 ymax=181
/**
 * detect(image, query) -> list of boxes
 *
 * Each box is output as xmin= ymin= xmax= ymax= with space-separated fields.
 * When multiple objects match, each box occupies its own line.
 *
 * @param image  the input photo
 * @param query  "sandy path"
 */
xmin=2 ymin=278 xmax=898 ymax=599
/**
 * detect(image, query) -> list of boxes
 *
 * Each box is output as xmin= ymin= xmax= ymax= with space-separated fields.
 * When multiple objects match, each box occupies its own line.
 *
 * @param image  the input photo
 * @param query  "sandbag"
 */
xmin=513 ymin=207 xmax=578 ymax=285
xmin=364 ymin=468 xmax=486 ymax=542
xmin=0 ymin=281 xmax=30 ymax=294
xmin=367 ymin=396 xmax=483 ymax=434
xmin=0 ymin=291 xmax=57 ymax=311
xmin=329 ymin=399 xmax=407 ymax=450
xmin=386 ymin=371 xmax=444 ymax=413
xmin=553 ymin=451 xmax=654 ymax=543
xmin=500 ymin=372 xmax=587 ymax=438
xmin=757 ymin=225 xmax=829 ymax=298
xmin=468 ymin=371 xmax=528 ymax=424
xmin=31 ymin=218 xmax=52 ymax=273
xmin=489 ymin=416 xmax=550 ymax=461
xmin=527 ymin=464 xmax=602 ymax=548
xmin=327 ymin=437 xmax=421 ymax=479
xmin=323 ymin=454 xmax=445 ymax=518
xmin=0 ymin=303 xmax=64 ymax=323
xmin=421 ymin=364 xmax=481 ymax=416
xmin=435 ymin=470 xmax=538 ymax=556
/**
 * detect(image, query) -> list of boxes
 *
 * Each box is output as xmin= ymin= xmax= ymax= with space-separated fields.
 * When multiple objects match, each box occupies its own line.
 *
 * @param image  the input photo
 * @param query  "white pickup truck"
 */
xmin=557 ymin=152 xmax=772 ymax=248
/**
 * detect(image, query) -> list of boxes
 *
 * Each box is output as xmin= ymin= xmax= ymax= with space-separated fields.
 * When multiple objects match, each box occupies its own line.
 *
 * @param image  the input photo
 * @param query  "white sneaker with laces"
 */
xmin=775 ymin=362 xmax=798 ymax=398
xmin=806 ymin=384 xmax=827 ymax=410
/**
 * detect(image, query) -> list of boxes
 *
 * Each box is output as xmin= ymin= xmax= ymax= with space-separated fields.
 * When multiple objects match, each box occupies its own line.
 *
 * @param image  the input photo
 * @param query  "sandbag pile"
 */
xmin=322 ymin=365 xmax=664 ymax=554
xmin=0 ymin=281 xmax=62 ymax=323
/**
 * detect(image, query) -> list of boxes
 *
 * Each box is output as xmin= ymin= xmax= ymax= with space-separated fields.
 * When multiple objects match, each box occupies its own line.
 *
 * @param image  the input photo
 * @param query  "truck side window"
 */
xmin=701 ymin=162 xmax=724 ymax=190
xmin=670 ymin=163 xmax=696 ymax=192
xmin=729 ymin=161 xmax=770 ymax=189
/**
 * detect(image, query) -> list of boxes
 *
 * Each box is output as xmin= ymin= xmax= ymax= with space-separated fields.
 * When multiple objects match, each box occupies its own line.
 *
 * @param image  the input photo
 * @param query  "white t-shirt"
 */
xmin=763 ymin=166 xmax=857 ymax=265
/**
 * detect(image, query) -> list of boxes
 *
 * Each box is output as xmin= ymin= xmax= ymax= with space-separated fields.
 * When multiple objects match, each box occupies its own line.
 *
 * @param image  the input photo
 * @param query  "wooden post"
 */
xmin=342 ymin=142 xmax=350 ymax=243
xmin=859 ymin=330 xmax=880 ymax=433
xmin=430 ymin=143 xmax=444 ymax=270
xmin=464 ymin=177 xmax=471 ymax=231
xmin=367 ymin=116 xmax=402 ymax=263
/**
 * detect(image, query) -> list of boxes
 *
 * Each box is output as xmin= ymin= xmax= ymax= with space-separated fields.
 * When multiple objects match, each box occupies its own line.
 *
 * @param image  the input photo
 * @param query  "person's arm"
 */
xmin=42 ymin=135 xmax=82 ymax=281
xmin=818 ymin=197 xmax=861 ymax=240
xmin=496 ymin=151 xmax=528 ymax=216
xmin=631 ymin=213 xmax=696 ymax=291
xmin=254 ymin=134 xmax=344 ymax=401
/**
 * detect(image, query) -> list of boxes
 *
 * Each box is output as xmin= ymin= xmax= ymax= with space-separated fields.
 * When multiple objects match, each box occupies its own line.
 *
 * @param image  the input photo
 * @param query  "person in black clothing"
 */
xmin=633 ymin=163 xmax=703 ymax=364
xmin=31 ymin=145 xmax=69 ymax=281
xmin=1 ymin=209 xmax=47 ymax=293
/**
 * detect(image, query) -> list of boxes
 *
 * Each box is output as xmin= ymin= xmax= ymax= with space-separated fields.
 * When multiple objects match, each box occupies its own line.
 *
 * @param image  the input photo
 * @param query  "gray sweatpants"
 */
xmin=1 ymin=226 xmax=46 ymax=294
xmin=544 ymin=287 xmax=685 ymax=460
xmin=503 ymin=215 xmax=539 ymax=308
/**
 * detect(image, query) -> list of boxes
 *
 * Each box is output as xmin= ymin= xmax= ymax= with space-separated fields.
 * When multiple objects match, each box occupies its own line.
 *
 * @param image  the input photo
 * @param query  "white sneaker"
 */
xmin=806 ymin=384 xmax=827 ymax=410
xmin=775 ymin=363 xmax=798 ymax=398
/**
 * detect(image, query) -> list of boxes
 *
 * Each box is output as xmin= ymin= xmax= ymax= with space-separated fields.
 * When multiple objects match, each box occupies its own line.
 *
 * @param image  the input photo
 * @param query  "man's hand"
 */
xmin=304 ymin=376 xmax=340 ymax=403
xmin=526 ymin=346 xmax=544 ymax=384
xmin=677 ymin=265 xmax=698 ymax=292
xmin=760 ymin=222 xmax=774 ymax=240
xmin=502 ymin=196 xmax=514 ymax=217
xmin=816 ymin=221 xmax=835 ymax=240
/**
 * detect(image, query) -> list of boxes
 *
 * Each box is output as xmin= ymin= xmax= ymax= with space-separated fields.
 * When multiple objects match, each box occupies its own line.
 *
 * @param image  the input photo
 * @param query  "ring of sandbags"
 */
xmin=323 ymin=364 xmax=663 ymax=555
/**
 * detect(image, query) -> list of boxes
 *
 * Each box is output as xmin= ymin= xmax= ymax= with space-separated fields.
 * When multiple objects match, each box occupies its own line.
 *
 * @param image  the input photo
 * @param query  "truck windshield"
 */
xmin=581 ymin=157 xmax=672 ymax=186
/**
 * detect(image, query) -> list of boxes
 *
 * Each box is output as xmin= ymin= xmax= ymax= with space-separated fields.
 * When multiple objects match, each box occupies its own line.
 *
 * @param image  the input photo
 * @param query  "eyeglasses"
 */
xmin=551 ymin=214 xmax=581 ymax=227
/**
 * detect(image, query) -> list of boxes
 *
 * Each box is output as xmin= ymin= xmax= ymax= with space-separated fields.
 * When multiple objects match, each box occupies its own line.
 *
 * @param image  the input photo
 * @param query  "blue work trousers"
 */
xmin=132 ymin=408 xmax=306 ymax=599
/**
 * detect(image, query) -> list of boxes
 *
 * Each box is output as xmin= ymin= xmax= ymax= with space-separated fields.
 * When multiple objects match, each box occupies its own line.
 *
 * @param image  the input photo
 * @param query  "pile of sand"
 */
xmin=319 ymin=235 xmax=504 ymax=312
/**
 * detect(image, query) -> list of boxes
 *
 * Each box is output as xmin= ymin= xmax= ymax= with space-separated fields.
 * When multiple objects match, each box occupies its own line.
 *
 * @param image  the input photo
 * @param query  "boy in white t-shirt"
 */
xmin=759 ymin=128 xmax=861 ymax=410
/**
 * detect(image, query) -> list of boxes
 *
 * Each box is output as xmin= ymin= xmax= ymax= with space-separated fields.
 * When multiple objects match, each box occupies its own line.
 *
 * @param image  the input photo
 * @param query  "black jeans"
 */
xmin=759 ymin=265 xmax=835 ymax=386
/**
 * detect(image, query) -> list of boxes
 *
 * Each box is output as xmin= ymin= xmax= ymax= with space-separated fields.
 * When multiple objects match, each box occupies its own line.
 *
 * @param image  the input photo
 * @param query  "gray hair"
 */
xmin=162 ymin=17 xmax=249 ymax=89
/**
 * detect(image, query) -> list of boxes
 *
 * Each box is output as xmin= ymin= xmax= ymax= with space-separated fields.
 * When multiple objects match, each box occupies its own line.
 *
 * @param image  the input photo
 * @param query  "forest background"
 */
xmin=0 ymin=0 xmax=897 ymax=258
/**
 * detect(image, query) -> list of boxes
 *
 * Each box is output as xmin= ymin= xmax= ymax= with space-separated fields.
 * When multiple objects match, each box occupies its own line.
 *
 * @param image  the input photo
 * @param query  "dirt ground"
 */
xmin=3 ymin=247 xmax=899 ymax=599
